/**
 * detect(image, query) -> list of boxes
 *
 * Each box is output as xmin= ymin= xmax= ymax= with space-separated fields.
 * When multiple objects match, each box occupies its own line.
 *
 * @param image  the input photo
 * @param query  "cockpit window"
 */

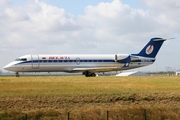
xmin=15 ymin=58 xmax=20 ymax=61
xmin=20 ymin=58 xmax=27 ymax=61
xmin=15 ymin=58 xmax=27 ymax=61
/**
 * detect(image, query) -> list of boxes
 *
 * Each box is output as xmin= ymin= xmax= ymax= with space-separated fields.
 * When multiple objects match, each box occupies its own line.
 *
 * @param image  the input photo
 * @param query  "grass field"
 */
xmin=0 ymin=76 xmax=180 ymax=120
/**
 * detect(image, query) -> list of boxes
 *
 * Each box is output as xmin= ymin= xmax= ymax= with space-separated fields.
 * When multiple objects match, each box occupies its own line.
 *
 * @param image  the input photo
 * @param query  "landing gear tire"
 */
xmin=91 ymin=73 xmax=96 ymax=77
xmin=16 ymin=72 xmax=20 ymax=77
xmin=83 ymin=71 xmax=96 ymax=77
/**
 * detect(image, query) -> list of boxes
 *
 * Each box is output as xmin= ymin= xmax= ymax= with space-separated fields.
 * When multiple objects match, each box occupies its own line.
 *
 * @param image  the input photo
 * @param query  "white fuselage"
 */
xmin=3 ymin=37 xmax=168 ymax=77
xmin=4 ymin=54 xmax=155 ymax=73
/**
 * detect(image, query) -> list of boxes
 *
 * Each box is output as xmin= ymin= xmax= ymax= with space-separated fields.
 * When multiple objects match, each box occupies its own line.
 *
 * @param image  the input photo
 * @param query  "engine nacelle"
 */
xmin=115 ymin=54 xmax=130 ymax=63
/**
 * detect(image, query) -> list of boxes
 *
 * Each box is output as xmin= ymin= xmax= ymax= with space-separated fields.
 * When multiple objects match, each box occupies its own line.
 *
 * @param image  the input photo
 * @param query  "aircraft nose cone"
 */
xmin=4 ymin=64 xmax=11 ymax=70
xmin=3 ymin=62 xmax=15 ymax=71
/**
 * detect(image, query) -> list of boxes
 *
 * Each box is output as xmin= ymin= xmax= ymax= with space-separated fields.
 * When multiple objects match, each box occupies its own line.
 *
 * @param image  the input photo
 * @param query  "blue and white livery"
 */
xmin=4 ymin=38 xmax=168 ymax=77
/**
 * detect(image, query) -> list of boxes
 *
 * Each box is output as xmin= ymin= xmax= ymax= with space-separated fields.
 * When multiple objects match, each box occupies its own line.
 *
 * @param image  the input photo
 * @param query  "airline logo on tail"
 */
xmin=146 ymin=45 xmax=154 ymax=55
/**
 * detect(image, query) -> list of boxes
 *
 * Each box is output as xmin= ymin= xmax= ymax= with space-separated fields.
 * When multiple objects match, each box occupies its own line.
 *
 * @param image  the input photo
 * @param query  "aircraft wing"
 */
xmin=72 ymin=67 xmax=119 ymax=72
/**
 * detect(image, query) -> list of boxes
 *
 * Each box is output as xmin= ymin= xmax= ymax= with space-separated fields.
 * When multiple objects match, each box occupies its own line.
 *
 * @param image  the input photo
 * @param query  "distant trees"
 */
xmin=0 ymin=70 xmax=2 ymax=75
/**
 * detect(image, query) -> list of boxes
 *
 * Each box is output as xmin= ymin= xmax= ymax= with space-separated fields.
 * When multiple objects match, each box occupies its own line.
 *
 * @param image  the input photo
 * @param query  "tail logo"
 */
xmin=146 ymin=45 xmax=154 ymax=55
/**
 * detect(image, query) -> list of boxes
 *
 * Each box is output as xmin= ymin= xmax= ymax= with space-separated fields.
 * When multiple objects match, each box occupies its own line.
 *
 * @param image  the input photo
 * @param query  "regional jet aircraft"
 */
xmin=4 ymin=38 xmax=169 ymax=77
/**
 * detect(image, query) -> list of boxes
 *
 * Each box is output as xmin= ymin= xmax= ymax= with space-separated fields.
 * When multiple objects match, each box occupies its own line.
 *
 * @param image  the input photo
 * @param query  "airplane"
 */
xmin=4 ymin=37 xmax=170 ymax=77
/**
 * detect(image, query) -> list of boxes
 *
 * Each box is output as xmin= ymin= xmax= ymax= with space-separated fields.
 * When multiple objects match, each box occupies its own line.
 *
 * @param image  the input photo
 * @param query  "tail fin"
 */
xmin=133 ymin=38 xmax=166 ymax=58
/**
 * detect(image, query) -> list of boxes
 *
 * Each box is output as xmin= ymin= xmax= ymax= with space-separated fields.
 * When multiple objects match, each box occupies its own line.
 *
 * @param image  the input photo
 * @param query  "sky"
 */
xmin=0 ymin=0 xmax=180 ymax=73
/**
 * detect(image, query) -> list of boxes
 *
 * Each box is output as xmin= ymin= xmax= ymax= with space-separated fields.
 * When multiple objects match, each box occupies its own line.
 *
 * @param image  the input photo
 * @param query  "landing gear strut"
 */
xmin=16 ymin=72 xmax=20 ymax=77
xmin=83 ymin=71 xmax=96 ymax=77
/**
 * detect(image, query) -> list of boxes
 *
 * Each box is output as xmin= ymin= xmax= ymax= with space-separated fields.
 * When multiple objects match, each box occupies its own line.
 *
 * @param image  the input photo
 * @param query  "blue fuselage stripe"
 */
xmin=16 ymin=59 xmax=116 ymax=65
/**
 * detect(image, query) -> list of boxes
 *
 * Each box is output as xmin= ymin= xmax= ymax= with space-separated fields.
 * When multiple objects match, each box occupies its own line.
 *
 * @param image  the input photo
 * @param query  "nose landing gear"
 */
xmin=16 ymin=72 xmax=20 ymax=77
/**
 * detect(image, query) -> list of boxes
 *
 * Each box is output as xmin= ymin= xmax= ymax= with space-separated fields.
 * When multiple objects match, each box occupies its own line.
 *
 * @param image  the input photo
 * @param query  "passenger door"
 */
xmin=31 ymin=55 xmax=39 ymax=69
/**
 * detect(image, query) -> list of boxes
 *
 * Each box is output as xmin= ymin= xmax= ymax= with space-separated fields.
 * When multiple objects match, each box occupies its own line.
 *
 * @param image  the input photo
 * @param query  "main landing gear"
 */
xmin=83 ymin=71 xmax=96 ymax=77
xmin=15 ymin=72 xmax=20 ymax=77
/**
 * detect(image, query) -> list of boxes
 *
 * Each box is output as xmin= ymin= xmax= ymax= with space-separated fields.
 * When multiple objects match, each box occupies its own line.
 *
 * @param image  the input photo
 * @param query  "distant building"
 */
xmin=116 ymin=71 xmax=149 ymax=76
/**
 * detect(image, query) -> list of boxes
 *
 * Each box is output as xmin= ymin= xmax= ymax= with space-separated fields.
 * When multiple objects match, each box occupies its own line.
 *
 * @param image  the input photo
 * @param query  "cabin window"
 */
xmin=104 ymin=60 xmax=109 ymax=62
